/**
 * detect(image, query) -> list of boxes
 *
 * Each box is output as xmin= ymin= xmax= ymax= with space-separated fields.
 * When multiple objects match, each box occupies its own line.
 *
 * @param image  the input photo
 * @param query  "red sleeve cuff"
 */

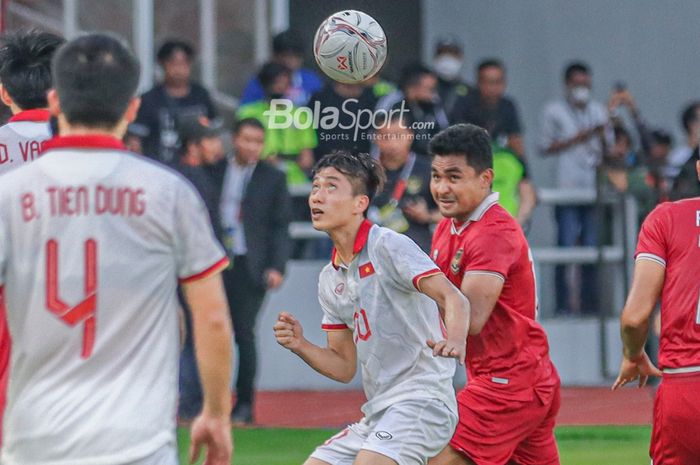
xmin=322 ymin=323 xmax=349 ymax=331
xmin=179 ymin=256 xmax=230 ymax=284
xmin=412 ymin=268 xmax=442 ymax=291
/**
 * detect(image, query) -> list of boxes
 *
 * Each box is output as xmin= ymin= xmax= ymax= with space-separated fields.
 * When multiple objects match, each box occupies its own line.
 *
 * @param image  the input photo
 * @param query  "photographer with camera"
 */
xmin=538 ymin=61 xmax=613 ymax=316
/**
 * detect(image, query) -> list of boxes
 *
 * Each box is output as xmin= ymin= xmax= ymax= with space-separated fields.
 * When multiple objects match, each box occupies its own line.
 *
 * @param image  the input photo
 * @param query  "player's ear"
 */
xmin=696 ymin=160 xmax=700 ymax=182
xmin=0 ymin=85 xmax=13 ymax=108
xmin=481 ymin=168 xmax=494 ymax=188
xmin=355 ymin=194 xmax=370 ymax=215
xmin=124 ymin=97 xmax=141 ymax=123
xmin=47 ymin=89 xmax=61 ymax=117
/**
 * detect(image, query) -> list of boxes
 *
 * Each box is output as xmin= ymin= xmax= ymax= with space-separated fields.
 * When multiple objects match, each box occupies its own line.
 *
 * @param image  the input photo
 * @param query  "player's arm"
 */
xmin=181 ymin=273 xmax=233 ymax=465
xmin=274 ymin=312 xmax=357 ymax=383
xmin=516 ymin=178 xmax=537 ymax=226
xmin=612 ymin=259 xmax=664 ymax=389
xmin=460 ymin=273 xmax=504 ymax=335
xmin=418 ymin=274 xmax=470 ymax=365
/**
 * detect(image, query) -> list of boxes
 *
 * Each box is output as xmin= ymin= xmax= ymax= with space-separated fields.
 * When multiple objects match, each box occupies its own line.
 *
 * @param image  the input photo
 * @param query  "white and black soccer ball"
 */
xmin=313 ymin=10 xmax=387 ymax=84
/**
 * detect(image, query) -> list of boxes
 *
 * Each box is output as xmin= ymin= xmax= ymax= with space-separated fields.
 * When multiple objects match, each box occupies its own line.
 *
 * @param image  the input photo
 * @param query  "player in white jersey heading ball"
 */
xmin=0 ymin=33 xmax=233 ymax=465
xmin=274 ymin=151 xmax=471 ymax=465
xmin=0 ymin=28 xmax=65 ymax=448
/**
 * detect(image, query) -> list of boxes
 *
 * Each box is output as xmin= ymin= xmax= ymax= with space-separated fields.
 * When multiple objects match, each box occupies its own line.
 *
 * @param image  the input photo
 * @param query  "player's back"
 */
xmin=636 ymin=198 xmax=700 ymax=370
xmin=0 ymin=110 xmax=52 ymax=176
xmin=0 ymin=136 xmax=225 ymax=465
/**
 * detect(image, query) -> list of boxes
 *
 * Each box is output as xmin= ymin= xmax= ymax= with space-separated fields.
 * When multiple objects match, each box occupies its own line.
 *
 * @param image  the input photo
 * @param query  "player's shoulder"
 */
xmin=480 ymin=203 xmax=519 ymax=231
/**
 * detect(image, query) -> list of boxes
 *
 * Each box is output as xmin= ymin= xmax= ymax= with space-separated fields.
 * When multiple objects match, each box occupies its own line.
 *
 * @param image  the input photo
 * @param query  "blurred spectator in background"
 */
xmin=363 ymin=73 xmax=396 ymax=99
xmin=431 ymin=37 xmax=471 ymax=117
xmin=377 ymin=63 xmax=449 ymax=157
xmin=671 ymin=146 xmax=700 ymax=199
xmin=219 ymin=118 xmax=292 ymax=425
xmin=492 ymin=145 xmax=537 ymax=229
xmin=240 ymin=30 xmax=322 ymax=107
xmin=451 ymin=59 xmax=525 ymax=157
xmin=307 ymin=81 xmax=377 ymax=163
xmin=369 ymin=113 xmax=440 ymax=252
xmin=132 ymin=40 xmax=218 ymax=164
xmin=539 ymin=61 xmax=612 ymax=316
xmin=237 ymin=62 xmax=316 ymax=186
xmin=175 ymin=116 xmax=224 ymax=234
xmin=666 ymin=101 xmax=700 ymax=180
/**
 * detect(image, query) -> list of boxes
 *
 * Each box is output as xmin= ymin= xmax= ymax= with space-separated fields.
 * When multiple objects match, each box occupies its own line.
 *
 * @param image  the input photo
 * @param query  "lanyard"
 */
xmin=389 ymin=152 xmax=416 ymax=205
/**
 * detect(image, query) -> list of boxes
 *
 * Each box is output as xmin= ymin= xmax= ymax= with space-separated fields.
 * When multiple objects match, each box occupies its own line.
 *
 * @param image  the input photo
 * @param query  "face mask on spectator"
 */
xmin=570 ymin=86 xmax=591 ymax=105
xmin=433 ymin=55 xmax=462 ymax=81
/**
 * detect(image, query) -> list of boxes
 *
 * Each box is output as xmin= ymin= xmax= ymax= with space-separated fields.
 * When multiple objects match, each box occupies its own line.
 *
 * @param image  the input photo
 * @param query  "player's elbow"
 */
xmin=201 ymin=312 xmax=233 ymax=337
xmin=620 ymin=310 xmax=648 ymax=331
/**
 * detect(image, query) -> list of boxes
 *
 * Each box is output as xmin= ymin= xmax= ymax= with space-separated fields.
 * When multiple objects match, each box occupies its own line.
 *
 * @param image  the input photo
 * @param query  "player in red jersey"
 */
xmin=612 ymin=157 xmax=700 ymax=464
xmin=428 ymin=124 xmax=561 ymax=465
xmin=0 ymin=29 xmax=64 ymax=447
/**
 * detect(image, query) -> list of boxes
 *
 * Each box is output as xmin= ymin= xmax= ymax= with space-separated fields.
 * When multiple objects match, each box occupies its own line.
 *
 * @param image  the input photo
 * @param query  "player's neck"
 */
xmin=164 ymin=81 xmax=190 ymax=98
xmin=329 ymin=217 xmax=365 ymax=265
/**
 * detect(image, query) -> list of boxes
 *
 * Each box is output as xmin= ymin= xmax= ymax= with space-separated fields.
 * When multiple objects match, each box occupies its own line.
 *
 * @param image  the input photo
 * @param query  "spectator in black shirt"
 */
xmin=307 ymin=81 xmax=378 ymax=162
xmin=431 ymin=37 xmax=472 ymax=118
xmin=369 ymin=113 xmax=440 ymax=252
xmin=132 ymin=40 xmax=217 ymax=164
xmin=450 ymin=59 xmax=524 ymax=157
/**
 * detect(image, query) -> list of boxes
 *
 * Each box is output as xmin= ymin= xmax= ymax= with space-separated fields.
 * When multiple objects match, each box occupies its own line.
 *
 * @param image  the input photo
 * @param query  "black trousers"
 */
xmin=222 ymin=255 xmax=266 ymax=407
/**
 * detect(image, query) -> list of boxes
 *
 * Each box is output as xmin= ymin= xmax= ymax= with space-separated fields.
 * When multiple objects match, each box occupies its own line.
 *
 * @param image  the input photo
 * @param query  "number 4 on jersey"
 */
xmin=46 ymin=238 xmax=97 ymax=359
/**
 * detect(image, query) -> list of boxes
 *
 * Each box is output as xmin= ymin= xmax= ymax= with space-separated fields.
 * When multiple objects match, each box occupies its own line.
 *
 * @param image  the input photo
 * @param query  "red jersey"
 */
xmin=431 ymin=193 xmax=554 ymax=389
xmin=635 ymin=199 xmax=700 ymax=370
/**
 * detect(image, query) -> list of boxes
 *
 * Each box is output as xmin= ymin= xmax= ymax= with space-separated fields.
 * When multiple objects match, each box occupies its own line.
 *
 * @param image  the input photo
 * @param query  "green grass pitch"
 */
xmin=177 ymin=425 xmax=651 ymax=465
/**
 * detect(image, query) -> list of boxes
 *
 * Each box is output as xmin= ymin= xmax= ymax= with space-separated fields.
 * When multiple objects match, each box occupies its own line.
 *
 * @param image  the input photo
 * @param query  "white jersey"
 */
xmin=0 ymin=135 xmax=228 ymax=465
xmin=0 ymin=109 xmax=52 ymax=176
xmin=318 ymin=220 xmax=457 ymax=418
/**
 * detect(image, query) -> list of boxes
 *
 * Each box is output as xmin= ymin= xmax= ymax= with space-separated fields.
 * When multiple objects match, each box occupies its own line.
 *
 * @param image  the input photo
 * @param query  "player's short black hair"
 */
xmin=429 ymin=123 xmax=493 ymax=173
xmin=398 ymin=63 xmax=434 ymax=92
xmin=477 ymin=58 xmax=505 ymax=74
xmin=312 ymin=151 xmax=386 ymax=206
xmin=233 ymin=117 xmax=265 ymax=134
xmin=564 ymin=61 xmax=590 ymax=82
xmin=53 ymin=33 xmax=140 ymax=128
xmin=156 ymin=39 xmax=194 ymax=63
xmin=650 ymin=128 xmax=673 ymax=147
xmin=681 ymin=101 xmax=700 ymax=134
xmin=0 ymin=30 xmax=65 ymax=110
xmin=272 ymin=30 xmax=304 ymax=55
xmin=258 ymin=62 xmax=291 ymax=91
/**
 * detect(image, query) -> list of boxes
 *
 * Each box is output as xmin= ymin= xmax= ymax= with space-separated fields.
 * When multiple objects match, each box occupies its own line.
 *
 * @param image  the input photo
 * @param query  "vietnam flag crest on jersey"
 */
xmin=359 ymin=262 xmax=375 ymax=279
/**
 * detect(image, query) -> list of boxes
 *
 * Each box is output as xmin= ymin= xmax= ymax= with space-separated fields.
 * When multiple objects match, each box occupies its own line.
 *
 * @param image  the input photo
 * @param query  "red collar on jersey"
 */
xmin=42 ymin=135 xmax=126 ymax=152
xmin=9 ymin=109 xmax=51 ymax=123
xmin=331 ymin=219 xmax=373 ymax=270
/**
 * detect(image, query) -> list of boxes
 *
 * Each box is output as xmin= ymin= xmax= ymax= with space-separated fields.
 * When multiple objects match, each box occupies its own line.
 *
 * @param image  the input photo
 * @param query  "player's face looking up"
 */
xmin=431 ymin=154 xmax=494 ymax=222
xmin=309 ymin=167 xmax=369 ymax=232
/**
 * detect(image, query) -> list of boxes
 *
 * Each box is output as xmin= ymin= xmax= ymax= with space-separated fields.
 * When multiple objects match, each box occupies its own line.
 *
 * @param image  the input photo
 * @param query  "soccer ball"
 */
xmin=313 ymin=10 xmax=387 ymax=84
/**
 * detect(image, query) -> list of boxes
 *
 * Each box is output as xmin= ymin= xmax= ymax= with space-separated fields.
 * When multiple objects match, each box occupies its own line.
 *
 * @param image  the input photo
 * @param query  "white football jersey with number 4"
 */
xmin=0 ymin=136 xmax=227 ymax=465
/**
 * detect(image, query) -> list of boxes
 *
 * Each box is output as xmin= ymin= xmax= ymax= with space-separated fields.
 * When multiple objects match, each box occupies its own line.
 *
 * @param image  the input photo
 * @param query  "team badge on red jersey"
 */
xmin=359 ymin=262 xmax=375 ymax=279
xmin=450 ymin=248 xmax=464 ymax=275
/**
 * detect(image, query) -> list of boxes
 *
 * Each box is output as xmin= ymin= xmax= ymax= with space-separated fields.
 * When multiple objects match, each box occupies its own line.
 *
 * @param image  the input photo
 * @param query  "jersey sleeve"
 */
xmin=377 ymin=231 xmax=442 ymax=293
xmin=173 ymin=179 xmax=229 ymax=283
xmin=463 ymin=223 xmax=519 ymax=281
xmin=0 ymin=212 xmax=6 ymax=287
xmin=635 ymin=203 xmax=670 ymax=267
xmin=318 ymin=274 xmax=350 ymax=331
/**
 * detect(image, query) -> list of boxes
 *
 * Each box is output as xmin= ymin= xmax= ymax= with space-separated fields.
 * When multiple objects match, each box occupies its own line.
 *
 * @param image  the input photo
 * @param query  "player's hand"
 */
xmin=274 ymin=312 xmax=305 ymax=351
xmin=189 ymin=412 xmax=232 ymax=465
xmin=426 ymin=338 xmax=466 ymax=365
xmin=612 ymin=351 xmax=662 ymax=390
xmin=265 ymin=269 xmax=284 ymax=289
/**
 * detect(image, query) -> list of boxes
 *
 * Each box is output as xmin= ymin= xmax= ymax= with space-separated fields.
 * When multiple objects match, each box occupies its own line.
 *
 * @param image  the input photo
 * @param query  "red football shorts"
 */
xmin=650 ymin=371 xmax=700 ymax=465
xmin=449 ymin=367 xmax=561 ymax=465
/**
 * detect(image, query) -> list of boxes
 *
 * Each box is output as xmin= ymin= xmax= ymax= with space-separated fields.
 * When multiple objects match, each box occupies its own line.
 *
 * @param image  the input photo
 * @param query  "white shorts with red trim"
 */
xmin=310 ymin=398 xmax=456 ymax=465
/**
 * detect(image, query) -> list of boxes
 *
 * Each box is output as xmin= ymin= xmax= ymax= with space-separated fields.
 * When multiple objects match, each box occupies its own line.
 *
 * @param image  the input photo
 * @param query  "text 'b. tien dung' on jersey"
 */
xmin=20 ymin=185 xmax=146 ymax=222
